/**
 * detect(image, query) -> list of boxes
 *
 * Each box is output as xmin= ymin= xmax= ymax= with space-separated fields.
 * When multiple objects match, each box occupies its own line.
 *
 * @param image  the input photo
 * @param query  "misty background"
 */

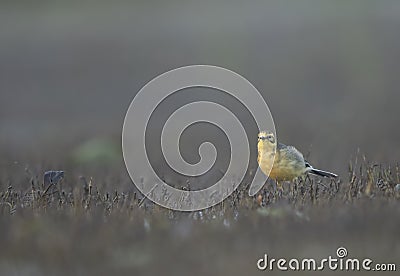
xmin=1 ymin=0 xmax=399 ymax=185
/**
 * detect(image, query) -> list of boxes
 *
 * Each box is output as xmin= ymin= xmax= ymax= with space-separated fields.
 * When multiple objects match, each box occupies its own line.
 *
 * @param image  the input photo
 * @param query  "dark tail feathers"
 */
xmin=309 ymin=168 xmax=338 ymax=178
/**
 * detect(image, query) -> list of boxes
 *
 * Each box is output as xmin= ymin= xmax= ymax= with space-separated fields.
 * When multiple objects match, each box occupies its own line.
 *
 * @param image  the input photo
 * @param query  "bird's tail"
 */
xmin=309 ymin=168 xmax=338 ymax=178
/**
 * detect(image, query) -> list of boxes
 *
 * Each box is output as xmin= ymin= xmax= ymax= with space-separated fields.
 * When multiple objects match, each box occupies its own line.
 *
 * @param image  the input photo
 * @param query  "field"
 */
xmin=1 ymin=1 xmax=400 ymax=275
xmin=0 ymin=157 xmax=399 ymax=275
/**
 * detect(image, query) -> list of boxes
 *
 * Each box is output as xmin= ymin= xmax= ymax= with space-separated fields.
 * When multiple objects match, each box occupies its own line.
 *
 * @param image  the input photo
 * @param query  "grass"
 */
xmin=0 ymin=156 xmax=399 ymax=276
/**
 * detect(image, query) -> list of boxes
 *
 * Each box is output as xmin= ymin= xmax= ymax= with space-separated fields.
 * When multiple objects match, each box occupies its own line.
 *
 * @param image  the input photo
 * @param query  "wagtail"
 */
xmin=257 ymin=131 xmax=337 ymax=191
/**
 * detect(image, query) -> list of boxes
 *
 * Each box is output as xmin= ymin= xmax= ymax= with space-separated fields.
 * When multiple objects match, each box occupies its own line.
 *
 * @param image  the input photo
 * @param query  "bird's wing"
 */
xmin=279 ymin=145 xmax=305 ymax=164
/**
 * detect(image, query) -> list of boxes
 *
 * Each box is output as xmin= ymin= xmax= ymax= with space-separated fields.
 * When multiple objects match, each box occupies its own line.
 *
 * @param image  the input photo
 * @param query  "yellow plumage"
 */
xmin=257 ymin=131 xmax=337 ymax=184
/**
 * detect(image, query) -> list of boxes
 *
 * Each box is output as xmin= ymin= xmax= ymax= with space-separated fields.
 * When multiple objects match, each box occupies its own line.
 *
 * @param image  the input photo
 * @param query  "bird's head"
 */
xmin=258 ymin=131 xmax=276 ymax=145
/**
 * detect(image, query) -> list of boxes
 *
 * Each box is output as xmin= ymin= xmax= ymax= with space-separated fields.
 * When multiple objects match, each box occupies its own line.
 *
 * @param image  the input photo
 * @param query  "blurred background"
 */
xmin=0 ymin=1 xmax=399 ymax=275
xmin=1 ymin=0 xmax=399 ymax=174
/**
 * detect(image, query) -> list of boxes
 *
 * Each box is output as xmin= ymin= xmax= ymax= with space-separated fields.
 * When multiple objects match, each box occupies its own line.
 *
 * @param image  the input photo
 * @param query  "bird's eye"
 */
xmin=266 ymin=135 xmax=275 ymax=143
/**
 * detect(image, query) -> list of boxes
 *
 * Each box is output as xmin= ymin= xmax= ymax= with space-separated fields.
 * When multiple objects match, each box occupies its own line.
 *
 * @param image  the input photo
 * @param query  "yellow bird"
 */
xmin=257 ymin=131 xmax=337 ymax=192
